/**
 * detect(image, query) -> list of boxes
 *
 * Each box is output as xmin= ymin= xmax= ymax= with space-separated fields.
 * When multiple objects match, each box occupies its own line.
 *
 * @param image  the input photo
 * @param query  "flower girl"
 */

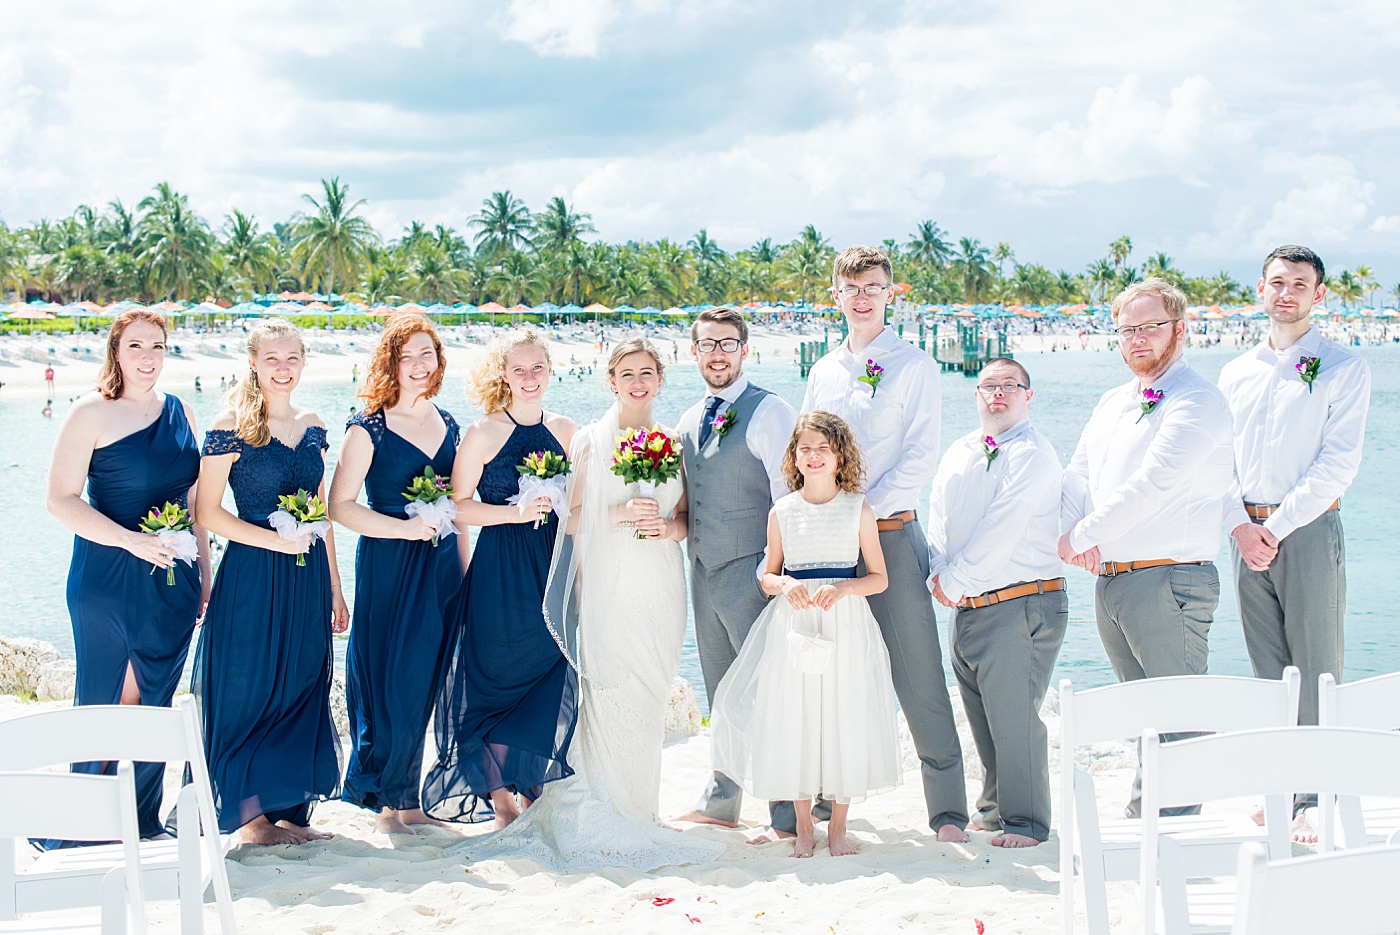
xmin=710 ymin=411 xmax=901 ymax=858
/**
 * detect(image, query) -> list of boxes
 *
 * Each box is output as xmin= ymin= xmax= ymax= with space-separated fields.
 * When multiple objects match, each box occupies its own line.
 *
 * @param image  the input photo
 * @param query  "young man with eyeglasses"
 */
xmin=674 ymin=306 xmax=796 ymax=830
xmin=1218 ymin=245 xmax=1370 ymax=843
xmin=789 ymin=244 xmax=970 ymax=844
xmin=928 ymin=357 xmax=1065 ymax=848
xmin=1060 ymin=277 xmax=1234 ymax=818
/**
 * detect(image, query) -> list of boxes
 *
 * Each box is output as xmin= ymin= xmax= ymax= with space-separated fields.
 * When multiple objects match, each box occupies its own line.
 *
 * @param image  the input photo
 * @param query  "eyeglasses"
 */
xmin=835 ymin=284 xmax=892 ymax=298
xmin=694 ymin=338 xmax=745 ymax=353
xmin=1114 ymin=320 xmax=1175 ymax=338
xmin=976 ymin=382 xmax=1027 ymax=397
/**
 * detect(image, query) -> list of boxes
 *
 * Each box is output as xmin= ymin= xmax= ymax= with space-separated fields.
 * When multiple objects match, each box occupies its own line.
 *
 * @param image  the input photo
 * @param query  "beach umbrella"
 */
xmin=366 ymin=304 xmax=398 ymax=317
xmin=396 ymin=303 xmax=428 ymax=315
xmin=583 ymin=303 xmax=610 ymax=322
xmin=558 ymin=304 xmax=584 ymax=317
xmin=225 ymin=302 xmax=264 ymax=317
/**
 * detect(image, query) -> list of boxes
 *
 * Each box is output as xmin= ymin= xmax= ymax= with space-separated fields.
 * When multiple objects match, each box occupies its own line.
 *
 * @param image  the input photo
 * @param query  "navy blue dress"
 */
xmin=421 ymin=413 xmax=578 ymax=822
xmin=342 ymin=406 xmax=462 ymax=812
xmin=65 ymin=394 xmax=200 ymax=839
xmin=192 ymin=426 xmax=342 ymax=833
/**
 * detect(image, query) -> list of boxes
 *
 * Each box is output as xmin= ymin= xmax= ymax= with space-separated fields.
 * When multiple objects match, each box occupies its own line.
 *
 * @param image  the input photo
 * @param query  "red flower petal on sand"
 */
xmin=652 ymin=897 xmax=674 ymax=906
xmin=686 ymin=914 xmax=702 ymax=924
xmin=975 ymin=920 xmax=985 ymax=934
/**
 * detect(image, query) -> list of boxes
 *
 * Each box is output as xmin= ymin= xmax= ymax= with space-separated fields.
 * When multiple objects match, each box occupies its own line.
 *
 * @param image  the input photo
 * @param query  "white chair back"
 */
xmin=0 ymin=763 xmax=147 ymax=935
xmin=1059 ymin=668 xmax=1300 ymax=935
xmin=1232 ymin=841 xmax=1400 ymax=935
xmin=1317 ymin=670 xmax=1400 ymax=851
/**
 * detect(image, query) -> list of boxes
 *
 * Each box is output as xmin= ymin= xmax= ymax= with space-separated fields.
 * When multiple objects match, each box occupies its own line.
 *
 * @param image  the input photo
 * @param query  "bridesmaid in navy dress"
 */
xmin=192 ymin=318 xmax=348 ymax=846
xmin=422 ymin=329 xmax=579 ymax=828
xmin=328 ymin=315 xmax=463 ymax=835
xmin=45 ymin=309 xmax=211 ymax=840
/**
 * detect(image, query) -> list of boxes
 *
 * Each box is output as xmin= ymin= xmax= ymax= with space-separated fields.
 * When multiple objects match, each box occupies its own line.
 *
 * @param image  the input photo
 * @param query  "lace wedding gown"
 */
xmin=454 ymin=412 xmax=725 ymax=871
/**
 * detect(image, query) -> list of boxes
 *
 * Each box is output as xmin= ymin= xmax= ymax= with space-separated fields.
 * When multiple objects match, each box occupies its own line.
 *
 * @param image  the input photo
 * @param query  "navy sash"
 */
xmin=784 ymin=566 xmax=857 ymax=580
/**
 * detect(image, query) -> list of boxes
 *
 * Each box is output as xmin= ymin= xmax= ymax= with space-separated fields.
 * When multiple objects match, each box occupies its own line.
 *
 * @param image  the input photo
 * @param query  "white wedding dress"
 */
xmin=454 ymin=410 xmax=725 ymax=871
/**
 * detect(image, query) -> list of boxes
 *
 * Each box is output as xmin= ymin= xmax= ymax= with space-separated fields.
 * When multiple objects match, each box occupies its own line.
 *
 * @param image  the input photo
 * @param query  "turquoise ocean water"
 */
xmin=3 ymin=342 xmax=1397 ymax=710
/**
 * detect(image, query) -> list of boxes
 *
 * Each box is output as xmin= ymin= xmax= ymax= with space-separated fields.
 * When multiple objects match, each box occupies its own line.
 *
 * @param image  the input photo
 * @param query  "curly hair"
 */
xmin=229 ymin=318 xmax=305 ymax=447
xmin=467 ymin=328 xmax=551 ymax=414
xmin=781 ymin=411 xmax=865 ymax=494
xmin=359 ymin=315 xmax=445 ymax=413
xmin=96 ymin=309 xmax=169 ymax=400
xmin=606 ymin=337 xmax=666 ymax=378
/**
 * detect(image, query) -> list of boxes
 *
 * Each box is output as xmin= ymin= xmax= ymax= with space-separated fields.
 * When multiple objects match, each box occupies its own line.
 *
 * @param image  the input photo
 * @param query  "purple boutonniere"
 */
xmin=857 ymin=358 xmax=885 ymax=396
xmin=982 ymin=435 xmax=1000 ymax=471
xmin=1297 ymin=355 xmax=1321 ymax=393
xmin=1136 ymin=387 xmax=1164 ymax=424
xmin=710 ymin=407 xmax=738 ymax=446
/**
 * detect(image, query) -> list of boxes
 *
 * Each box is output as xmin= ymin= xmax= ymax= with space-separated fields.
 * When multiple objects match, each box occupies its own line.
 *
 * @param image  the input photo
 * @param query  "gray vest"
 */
xmin=679 ymin=383 xmax=776 ymax=570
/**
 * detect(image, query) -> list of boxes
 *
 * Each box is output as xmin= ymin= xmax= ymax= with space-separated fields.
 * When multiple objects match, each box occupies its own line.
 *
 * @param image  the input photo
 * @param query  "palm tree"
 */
xmin=222 ymin=210 xmax=280 ymax=295
xmin=1107 ymin=235 xmax=1133 ymax=270
xmin=0 ymin=227 xmax=29 ymax=304
xmin=486 ymin=250 xmax=544 ymax=306
xmin=992 ymin=242 xmax=1015 ymax=279
xmin=359 ymin=255 xmax=409 ymax=305
xmin=1142 ymin=252 xmax=1180 ymax=284
xmin=1354 ymin=264 xmax=1379 ymax=306
xmin=533 ymin=197 xmax=595 ymax=254
xmin=291 ymin=177 xmax=378 ymax=298
xmin=951 ymin=238 xmax=994 ymax=303
xmin=905 ymin=220 xmax=953 ymax=267
xmin=1328 ymin=270 xmax=1363 ymax=307
xmin=409 ymin=245 xmax=465 ymax=304
xmin=779 ymin=238 xmax=829 ymax=306
xmin=100 ymin=200 xmax=139 ymax=255
xmin=469 ymin=191 xmax=533 ymax=260
xmin=136 ymin=184 xmax=214 ymax=300
xmin=1085 ymin=258 xmax=1116 ymax=304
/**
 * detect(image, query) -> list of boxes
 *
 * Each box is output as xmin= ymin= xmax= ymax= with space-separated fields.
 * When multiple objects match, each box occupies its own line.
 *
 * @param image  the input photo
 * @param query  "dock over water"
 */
xmin=798 ymin=320 xmax=1012 ymax=378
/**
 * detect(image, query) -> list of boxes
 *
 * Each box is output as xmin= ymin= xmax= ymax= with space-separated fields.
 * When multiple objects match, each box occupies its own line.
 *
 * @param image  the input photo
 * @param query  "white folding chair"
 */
xmin=0 ymin=764 xmax=146 ymax=935
xmin=1141 ymin=726 xmax=1400 ymax=935
xmin=1318 ymin=670 xmax=1400 ymax=850
xmin=1058 ymin=668 xmax=1300 ymax=935
xmin=0 ymin=698 xmax=236 ymax=934
xmin=1231 ymin=841 xmax=1400 ymax=935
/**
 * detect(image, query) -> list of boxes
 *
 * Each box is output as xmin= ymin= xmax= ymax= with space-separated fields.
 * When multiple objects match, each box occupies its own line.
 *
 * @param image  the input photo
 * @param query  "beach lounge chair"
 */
xmin=1230 ymin=841 xmax=1400 ymax=935
xmin=0 ymin=763 xmax=146 ymax=935
xmin=0 ymin=698 xmax=236 ymax=935
xmin=1317 ymin=670 xmax=1400 ymax=849
xmin=1140 ymin=726 xmax=1400 ymax=934
xmin=1058 ymin=668 xmax=1300 ymax=935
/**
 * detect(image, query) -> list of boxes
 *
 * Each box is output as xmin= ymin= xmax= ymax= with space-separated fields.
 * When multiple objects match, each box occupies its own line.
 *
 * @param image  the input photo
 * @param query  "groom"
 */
xmin=796 ymin=245 xmax=970 ymax=843
xmin=675 ymin=306 xmax=796 ymax=828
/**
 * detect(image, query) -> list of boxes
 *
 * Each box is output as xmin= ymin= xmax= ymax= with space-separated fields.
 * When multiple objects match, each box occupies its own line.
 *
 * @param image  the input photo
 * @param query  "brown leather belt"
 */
xmin=1100 ymin=558 xmax=1206 ymax=577
xmin=1245 ymin=500 xmax=1339 ymax=520
xmin=876 ymin=510 xmax=917 ymax=532
xmin=960 ymin=578 xmax=1065 ymax=609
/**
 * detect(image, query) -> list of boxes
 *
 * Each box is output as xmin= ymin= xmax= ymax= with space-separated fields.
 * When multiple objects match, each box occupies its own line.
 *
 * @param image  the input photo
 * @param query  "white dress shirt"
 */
xmin=802 ymin=326 xmax=941 ymax=518
xmin=1061 ymin=355 xmax=1234 ymax=563
xmin=928 ymin=419 xmax=1063 ymax=603
xmin=1217 ymin=326 xmax=1371 ymax=541
xmin=704 ymin=373 xmax=797 ymax=504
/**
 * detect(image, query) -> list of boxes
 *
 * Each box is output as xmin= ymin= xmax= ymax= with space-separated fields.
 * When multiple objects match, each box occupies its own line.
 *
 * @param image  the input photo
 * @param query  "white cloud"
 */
xmin=1372 ymin=216 xmax=1400 ymax=233
xmin=1255 ymin=158 xmax=1375 ymax=247
xmin=500 ymin=0 xmax=620 ymax=58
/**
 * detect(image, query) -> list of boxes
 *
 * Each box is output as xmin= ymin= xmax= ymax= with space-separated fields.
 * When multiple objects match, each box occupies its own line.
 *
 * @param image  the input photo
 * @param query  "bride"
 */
xmin=456 ymin=337 xmax=724 ymax=871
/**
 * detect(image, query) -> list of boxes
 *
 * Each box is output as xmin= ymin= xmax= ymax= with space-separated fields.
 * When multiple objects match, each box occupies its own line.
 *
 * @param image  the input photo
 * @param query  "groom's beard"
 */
xmin=702 ymin=363 xmax=741 ymax=391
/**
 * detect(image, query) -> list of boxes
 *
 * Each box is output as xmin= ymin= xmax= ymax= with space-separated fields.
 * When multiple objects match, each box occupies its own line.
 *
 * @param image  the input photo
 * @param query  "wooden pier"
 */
xmin=797 ymin=320 xmax=1010 ymax=378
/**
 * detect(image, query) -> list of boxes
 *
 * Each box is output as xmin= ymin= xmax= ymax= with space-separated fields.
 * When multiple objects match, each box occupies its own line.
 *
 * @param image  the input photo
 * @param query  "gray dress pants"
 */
xmin=953 ymin=588 xmax=1067 ymax=842
xmin=690 ymin=552 xmax=769 ymax=824
xmin=771 ymin=519 xmax=968 ymax=834
xmin=1096 ymin=562 xmax=1219 ymax=818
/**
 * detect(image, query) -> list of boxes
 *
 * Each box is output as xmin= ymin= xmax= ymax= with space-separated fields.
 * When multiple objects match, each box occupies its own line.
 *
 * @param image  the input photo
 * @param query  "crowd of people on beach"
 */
xmin=41 ymin=241 xmax=1366 ymax=867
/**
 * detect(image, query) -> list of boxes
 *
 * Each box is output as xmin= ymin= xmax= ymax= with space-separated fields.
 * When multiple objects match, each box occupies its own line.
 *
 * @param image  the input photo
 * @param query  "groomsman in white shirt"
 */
xmin=1219 ymin=245 xmax=1370 ymax=841
xmin=929 ymin=357 xmax=1065 ymax=847
xmin=1060 ymin=278 xmax=1234 ymax=817
xmin=798 ymin=244 xmax=969 ymax=843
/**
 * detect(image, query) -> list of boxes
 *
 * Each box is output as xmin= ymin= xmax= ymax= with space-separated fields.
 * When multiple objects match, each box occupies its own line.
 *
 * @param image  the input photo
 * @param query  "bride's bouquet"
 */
xmin=611 ymin=427 xmax=682 ymax=539
xmin=510 ymin=450 xmax=570 ymax=528
xmin=403 ymin=466 xmax=458 ymax=546
xmin=269 ymin=489 xmax=330 ymax=566
xmin=138 ymin=501 xmax=198 ymax=586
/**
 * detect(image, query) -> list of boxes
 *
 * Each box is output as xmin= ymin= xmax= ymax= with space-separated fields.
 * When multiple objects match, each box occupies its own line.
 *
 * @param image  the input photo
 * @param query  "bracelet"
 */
xmin=616 ymin=520 xmax=636 ymax=529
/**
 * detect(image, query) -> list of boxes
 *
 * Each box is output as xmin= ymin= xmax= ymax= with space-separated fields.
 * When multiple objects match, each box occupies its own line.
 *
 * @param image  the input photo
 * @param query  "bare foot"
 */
xmin=747 ymin=827 xmax=795 ymax=845
xmin=937 ymin=823 xmax=972 ymax=843
xmin=793 ymin=830 xmax=816 ymax=858
xmin=1291 ymin=812 xmax=1318 ymax=845
xmin=991 ymin=833 xmax=1040 ymax=848
xmin=237 ymin=817 xmax=304 ymax=846
xmin=827 ymin=829 xmax=858 ymax=856
xmin=489 ymin=790 xmax=521 ymax=831
xmin=1250 ymin=806 xmax=1266 ymax=827
xmin=673 ymin=809 xmax=739 ymax=829
xmin=373 ymin=811 xmax=416 ymax=835
xmin=398 ymin=808 xmax=448 ymax=829
xmin=278 ymin=820 xmax=332 ymax=841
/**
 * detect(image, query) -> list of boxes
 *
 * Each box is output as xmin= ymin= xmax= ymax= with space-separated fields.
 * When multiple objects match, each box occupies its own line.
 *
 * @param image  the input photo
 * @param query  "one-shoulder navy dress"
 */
xmin=192 ymin=426 xmax=342 ymax=833
xmin=65 ymin=393 xmax=200 ymax=839
xmin=421 ymin=412 xmax=578 ymax=821
xmin=341 ymin=406 xmax=462 ymax=813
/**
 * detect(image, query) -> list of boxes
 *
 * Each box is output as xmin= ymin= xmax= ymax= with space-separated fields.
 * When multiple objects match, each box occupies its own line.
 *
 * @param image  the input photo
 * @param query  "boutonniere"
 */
xmin=710 ymin=407 xmax=738 ymax=446
xmin=857 ymin=358 xmax=885 ymax=396
xmin=1136 ymin=387 xmax=1164 ymax=424
xmin=981 ymin=435 xmax=999 ymax=471
xmin=1296 ymin=355 xmax=1321 ymax=393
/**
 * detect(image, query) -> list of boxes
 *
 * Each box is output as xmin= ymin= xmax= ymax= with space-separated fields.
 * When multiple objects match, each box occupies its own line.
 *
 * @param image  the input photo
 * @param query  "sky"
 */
xmin=2 ymin=0 xmax=1399 ymax=290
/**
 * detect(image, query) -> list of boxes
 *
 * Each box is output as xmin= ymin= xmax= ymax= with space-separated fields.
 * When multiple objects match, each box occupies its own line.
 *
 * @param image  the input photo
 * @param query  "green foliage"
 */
xmin=404 ymin=465 xmax=454 ymax=504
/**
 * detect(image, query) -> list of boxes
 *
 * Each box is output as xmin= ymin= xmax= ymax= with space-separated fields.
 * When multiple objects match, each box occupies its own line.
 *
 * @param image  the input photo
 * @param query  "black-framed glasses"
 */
xmin=1115 ymin=320 xmax=1174 ymax=338
xmin=836 ymin=284 xmax=892 ymax=298
xmin=976 ymin=382 xmax=1027 ymax=396
xmin=694 ymin=338 xmax=745 ymax=353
